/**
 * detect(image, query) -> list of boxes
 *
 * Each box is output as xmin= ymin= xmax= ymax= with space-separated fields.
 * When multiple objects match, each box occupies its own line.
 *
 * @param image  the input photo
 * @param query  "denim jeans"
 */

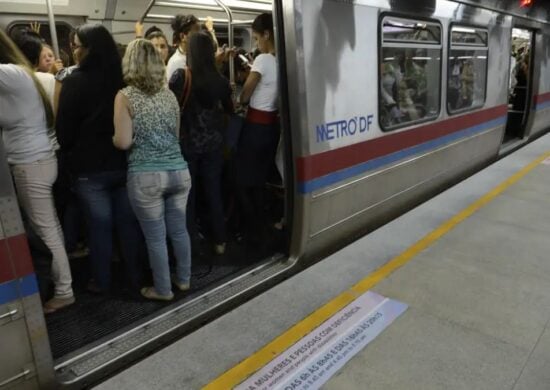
xmin=75 ymin=170 xmax=144 ymax=290
xmin=186 ymin=149 xmax=226 ymax=244
xmin=127 ymin=169 xmax=192 ymax=296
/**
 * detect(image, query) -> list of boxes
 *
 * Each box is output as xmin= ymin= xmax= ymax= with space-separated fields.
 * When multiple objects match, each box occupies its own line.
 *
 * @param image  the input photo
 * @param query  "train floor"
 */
xmin=95 ymin=133 xmax=550 ymax=390
xmin=31 ymin=186 xmax=286 ymax=360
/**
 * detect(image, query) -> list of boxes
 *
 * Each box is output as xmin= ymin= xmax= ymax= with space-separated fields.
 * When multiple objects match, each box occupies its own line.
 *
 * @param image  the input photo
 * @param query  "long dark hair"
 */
xmin=0 ymin=29 xmax=54 ymax=129
xmin=76 ymin=24 xmax=123 ymax=90
xmin=11 ymin=30 xmax=43 ymax=67
xmin=171 ymin=14 xmax=199 ymax=44
xmin=187 ymin=31 xmax=224 ymax=106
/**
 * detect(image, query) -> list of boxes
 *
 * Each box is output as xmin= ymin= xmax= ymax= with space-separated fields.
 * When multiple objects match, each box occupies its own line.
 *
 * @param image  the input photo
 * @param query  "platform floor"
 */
xmin=95 ymin=133 xmax=550 ymax=390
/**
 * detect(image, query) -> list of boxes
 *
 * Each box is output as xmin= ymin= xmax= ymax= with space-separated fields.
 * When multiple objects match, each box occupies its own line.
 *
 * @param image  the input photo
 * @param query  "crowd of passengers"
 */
xmin=380 ymin=50 xmax=430 ymax=125
xmin=380 ymin=50 xmax=476 ymax=125
xmin=0 ymin=12 xmax=280 ymax=313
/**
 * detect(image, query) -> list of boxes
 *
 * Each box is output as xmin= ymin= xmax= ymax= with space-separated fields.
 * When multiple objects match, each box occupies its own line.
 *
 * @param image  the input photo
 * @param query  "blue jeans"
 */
xmin=75 ymin=170 xmax=144 ymax=290
xmin=127 ymin=169 xmax=192 ymax=296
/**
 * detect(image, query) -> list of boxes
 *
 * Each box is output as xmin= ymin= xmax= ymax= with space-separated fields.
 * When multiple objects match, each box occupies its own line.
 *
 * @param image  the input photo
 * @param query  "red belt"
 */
xmin=246 ymin=107 xmax=278 ymax=125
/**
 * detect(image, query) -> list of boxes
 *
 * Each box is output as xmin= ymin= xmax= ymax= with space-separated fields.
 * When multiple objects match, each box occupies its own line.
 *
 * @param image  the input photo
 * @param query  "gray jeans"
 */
xmin=127 ymin=169 xmax=192 ymax=295
xmin=11 ymin=156 xmax=73 ymax=298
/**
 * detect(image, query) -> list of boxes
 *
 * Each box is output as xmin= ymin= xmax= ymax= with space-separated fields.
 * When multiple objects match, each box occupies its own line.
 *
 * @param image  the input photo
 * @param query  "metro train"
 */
xmin=1 ymin=0 xmax=550 ymax=388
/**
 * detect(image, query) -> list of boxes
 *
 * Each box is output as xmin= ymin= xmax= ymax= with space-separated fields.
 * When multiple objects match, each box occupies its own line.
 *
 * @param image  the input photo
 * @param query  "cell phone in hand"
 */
xmin=238 ymin=54 xmax=251 ymax=67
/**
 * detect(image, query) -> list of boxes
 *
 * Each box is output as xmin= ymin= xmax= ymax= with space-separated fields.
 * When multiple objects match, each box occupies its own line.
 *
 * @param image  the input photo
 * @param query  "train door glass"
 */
xmin=504 ymin=28 xmax=534 ymax=142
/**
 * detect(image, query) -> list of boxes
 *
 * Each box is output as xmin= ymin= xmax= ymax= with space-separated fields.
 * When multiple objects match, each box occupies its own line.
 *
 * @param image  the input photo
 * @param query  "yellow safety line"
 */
xmin=204 ymin=151 xmax=550 ymax=390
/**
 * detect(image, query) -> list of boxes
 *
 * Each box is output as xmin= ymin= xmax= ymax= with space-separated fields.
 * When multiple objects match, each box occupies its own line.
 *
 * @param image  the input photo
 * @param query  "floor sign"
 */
xmin=235 ymin=291 xmax=408 ymax=390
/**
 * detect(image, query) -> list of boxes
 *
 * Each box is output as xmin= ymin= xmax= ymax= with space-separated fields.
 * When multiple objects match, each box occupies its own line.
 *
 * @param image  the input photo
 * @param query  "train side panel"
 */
xmin=0 ymin=141 xmax=55 ymax=389
xmin=290 ymin=0 xmax=509 ymax=261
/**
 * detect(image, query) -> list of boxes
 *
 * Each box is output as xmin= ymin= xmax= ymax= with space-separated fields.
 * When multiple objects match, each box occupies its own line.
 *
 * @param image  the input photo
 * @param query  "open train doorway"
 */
xmin=22 ymin=1 xmax=294 ymax=373
xmin=503 ymin=28 xmax=534 ymax=143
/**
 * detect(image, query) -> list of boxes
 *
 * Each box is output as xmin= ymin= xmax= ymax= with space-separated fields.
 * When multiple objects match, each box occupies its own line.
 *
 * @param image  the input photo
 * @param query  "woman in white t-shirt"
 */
xmin=236 ymin=13 xmax=280 ymax=246
xmin=0 ymin=29 xmax=74 ymax=313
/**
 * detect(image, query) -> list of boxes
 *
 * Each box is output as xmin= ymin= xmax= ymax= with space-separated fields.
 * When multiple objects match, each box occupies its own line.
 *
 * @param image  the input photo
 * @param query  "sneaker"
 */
xmin=44 ymin=296 xmax=75 ymax=314
xmin=214 ymin=242 xmax=226 ymax=255
xmin=140 ymin=287 xmax=174 ymax=301
xmin=171 ymin=274 xmax=190 ymax=292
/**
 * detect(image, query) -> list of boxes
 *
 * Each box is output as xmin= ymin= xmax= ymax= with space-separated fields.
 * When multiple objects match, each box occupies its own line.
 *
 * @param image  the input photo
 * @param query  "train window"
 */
xmin=380 ymin=16 xmax=442 ymax=131
xmin=447 ymin=26 xmax=488 ymax=113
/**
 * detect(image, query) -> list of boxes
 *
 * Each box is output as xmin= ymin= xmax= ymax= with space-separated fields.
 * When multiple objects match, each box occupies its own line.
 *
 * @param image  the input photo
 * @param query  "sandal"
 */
xmin=140 ymin=287 xmax=174 ymax=301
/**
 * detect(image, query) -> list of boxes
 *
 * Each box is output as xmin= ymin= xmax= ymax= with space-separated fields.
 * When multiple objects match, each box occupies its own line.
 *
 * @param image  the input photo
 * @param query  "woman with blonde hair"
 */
xmin=114 ymin=39 xmax=192 ymax=301
xmin=0 ymin=29 xmax=74 ymax=313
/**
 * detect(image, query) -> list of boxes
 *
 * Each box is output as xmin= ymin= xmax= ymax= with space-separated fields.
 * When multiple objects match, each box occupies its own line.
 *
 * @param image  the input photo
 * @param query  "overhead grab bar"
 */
xmin=45 ymin=0 xmax=60 ymax=58
xmin=140 ymin=0 xmax=244 ymax=84
xmin=213 ymin=0 xmax=234 ymax=84
xmin=140 ymin=0 xmax=157 ymax=24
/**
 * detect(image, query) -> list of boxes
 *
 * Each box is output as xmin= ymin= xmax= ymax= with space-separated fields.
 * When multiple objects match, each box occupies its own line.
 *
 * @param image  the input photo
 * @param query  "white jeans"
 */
xmin=11 ymin=156 xmax=73 ymax=298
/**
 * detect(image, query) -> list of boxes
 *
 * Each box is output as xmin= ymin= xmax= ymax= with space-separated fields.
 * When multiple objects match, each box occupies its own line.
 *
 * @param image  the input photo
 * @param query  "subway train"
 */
xmin=1 ymin=0 xmax=550 ymax=388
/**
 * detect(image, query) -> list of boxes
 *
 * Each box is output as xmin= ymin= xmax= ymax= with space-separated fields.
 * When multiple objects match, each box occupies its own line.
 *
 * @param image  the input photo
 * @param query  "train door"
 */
xmin=503 ymin=27 xmax=534 ymax=143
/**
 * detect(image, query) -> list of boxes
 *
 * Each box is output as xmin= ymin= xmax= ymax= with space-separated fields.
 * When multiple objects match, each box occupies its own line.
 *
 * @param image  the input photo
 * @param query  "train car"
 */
xmin=1 ymin=0 xmax=549 ymax=388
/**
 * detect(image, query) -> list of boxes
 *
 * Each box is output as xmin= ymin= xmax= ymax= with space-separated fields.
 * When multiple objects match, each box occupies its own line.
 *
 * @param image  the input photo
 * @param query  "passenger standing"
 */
xmin=460 ymin=59 xmax=474 ymax=107
xmin=166 ymin=14 xmax=200 ymax=80
xmin=54 ymin=30 xmax=79 ymax=82
xmin=0 ymin=29 xmax=74 ymax=313
xmin=236 ymin=13 xmax=279 ymax=245
xmin=12 ymin=31 xmax=60 ymax=114
xmin=56 ymin=25 xmax=144 ymax=293
xmin=134 ymin=22 xmax=171 ymax=64
xmin=53 ymin=31 xmax=85 ymax=259
xmin=146 ymin=31 xmax=170 ymax=64
xmin=37 ymin=44 xmax=57 ymax=73
xmin=169 ymin=31 xmax=233 ymax=255
xmin=114 ymin=39 xmax=191 ymax=300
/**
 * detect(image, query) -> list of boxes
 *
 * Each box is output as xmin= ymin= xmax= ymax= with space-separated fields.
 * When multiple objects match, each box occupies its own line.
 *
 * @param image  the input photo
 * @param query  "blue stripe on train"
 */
xmin=298 ymin=116 xmax=507 ymax=194
xmin=0 ymin=274 xmax=39 ymax=305
xmin=535 ymin=101 xmax=550 ymax=111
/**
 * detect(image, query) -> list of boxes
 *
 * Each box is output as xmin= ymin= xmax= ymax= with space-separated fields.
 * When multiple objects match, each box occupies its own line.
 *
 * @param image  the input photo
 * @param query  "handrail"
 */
xmin=140 ymin=0 xmax=254 ymax=84
xmin=140 ymin=0 xmax=157 ymax=24
xmin=45 ymin=0 xmax=60 ymax=58
xmin=214 ymin=0 xmax=234 ymax=85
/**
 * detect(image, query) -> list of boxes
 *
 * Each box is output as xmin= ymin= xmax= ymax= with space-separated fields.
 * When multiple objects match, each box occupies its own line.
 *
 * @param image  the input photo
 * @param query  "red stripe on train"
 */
xmin=0 ymin=234 xmax=34 ymax=285
xmin=0 ymin=239 xmax=14 ymax=283
xmin=296 ymin=105 xmax=508 ymax=182
xmin=535 ymin=92 xmax=550 ymax=104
